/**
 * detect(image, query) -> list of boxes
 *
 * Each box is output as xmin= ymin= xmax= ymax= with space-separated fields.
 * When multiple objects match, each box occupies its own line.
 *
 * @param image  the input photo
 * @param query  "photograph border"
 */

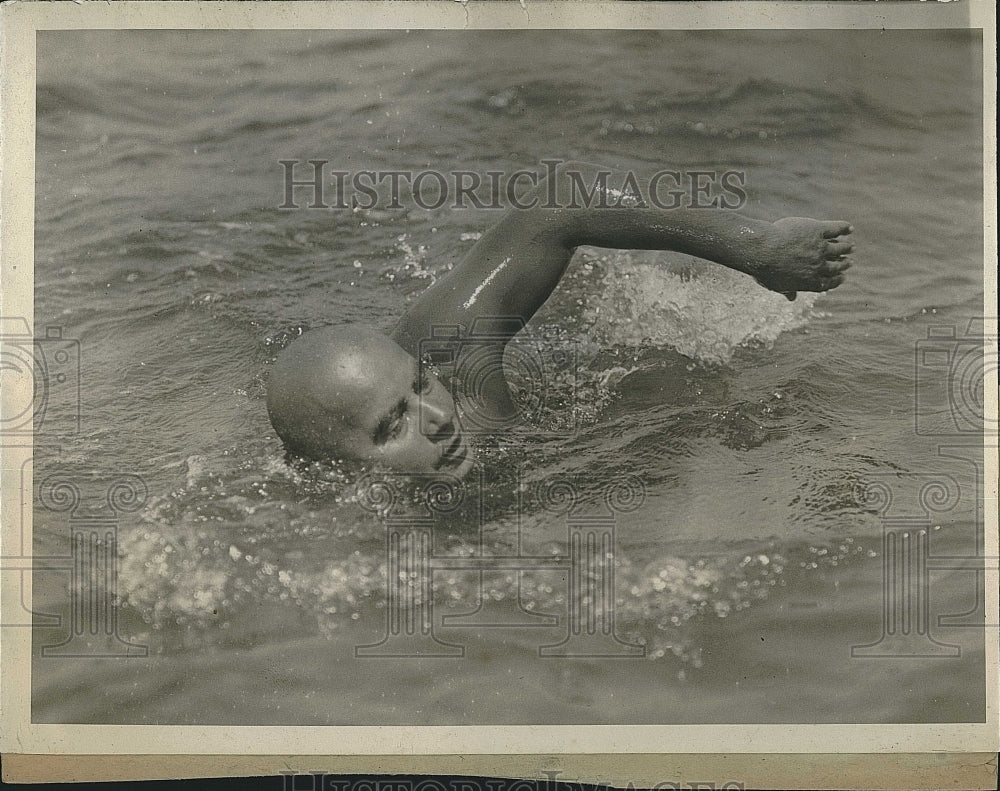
xmin=2 ymin=0 xmax=997 ymax=785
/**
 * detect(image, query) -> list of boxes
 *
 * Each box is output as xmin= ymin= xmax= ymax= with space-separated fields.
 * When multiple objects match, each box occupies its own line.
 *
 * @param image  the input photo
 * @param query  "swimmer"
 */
xmin=267 ymin=161 xmax=853 ymax=477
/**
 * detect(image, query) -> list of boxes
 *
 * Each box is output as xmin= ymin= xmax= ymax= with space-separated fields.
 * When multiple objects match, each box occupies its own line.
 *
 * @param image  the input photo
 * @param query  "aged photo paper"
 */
xmin=1 ymin=1 xmax=997 ymax=787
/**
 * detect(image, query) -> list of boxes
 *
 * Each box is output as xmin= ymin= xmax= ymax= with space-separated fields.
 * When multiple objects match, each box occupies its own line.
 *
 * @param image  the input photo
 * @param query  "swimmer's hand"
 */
xmin=751 ymin=218 xmax=854 ymax=301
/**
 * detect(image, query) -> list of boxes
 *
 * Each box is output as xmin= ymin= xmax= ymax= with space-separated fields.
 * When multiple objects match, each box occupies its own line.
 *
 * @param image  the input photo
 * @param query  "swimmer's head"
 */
xmin=266 ymin=325 xmax=474 ymax=476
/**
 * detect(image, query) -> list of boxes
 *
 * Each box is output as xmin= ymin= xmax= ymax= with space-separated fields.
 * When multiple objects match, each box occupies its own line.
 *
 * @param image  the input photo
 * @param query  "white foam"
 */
xmin=578 ymin=250 xmax=821 ymax=364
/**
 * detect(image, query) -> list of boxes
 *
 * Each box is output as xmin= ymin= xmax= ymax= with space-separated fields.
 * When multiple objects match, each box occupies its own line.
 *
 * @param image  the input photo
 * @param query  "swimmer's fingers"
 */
xmin=824 ymin=240 xmax=853 ymax=258
xmin=822 ymin=257 xmax=852 ymax=275
xmin=821 ymin=221 xmax=853 ymax=239
xmin=819 ymin=274 xmax=846 ymax=292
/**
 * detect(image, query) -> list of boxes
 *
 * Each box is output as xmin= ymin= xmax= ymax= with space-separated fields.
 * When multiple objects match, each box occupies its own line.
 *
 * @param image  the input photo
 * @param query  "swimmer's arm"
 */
xmin=545 ymin=162 xmax=853 ymax=301
xmin=561 ymin=207 xmax=854 ymax=303
xmin=393 ymin=161 xmax=853 ymax=351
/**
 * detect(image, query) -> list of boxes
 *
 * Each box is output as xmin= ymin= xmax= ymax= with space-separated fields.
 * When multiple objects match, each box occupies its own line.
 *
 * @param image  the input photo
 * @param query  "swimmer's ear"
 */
xmin=783 ymin=291 xmax=797 ymax=301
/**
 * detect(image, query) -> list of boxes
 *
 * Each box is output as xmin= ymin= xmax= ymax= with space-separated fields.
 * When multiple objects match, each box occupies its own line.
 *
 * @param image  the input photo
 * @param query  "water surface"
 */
xmin=31 ymin=29 xmax=986 ymax=725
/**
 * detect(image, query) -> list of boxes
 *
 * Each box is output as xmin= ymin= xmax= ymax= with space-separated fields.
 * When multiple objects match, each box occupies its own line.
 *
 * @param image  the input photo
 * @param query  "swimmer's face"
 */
xmin=267 ymin=326 xmax=475 ymax=477
xmin=341 ymin=344 xmax=475 ymax=477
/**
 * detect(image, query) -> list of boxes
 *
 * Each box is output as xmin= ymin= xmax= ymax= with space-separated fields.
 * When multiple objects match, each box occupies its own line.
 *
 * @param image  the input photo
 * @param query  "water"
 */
xmin=30 ymin=30 xmax=986 ymax=725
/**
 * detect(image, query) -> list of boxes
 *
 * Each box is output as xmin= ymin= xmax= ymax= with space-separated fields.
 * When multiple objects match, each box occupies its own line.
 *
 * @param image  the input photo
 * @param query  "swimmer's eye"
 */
xmin=373 ymin=398 xmax=408 ymax=445
xmin=413 ymin=370 xmax=432 ymax=394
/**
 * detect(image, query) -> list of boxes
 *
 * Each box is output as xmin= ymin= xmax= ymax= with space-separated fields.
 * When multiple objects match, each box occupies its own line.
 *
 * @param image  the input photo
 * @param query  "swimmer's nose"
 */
xmin=427 ymin=418 xmax=457 ymax=445
xmin=419 ymin=398 xmax=455 ymax=439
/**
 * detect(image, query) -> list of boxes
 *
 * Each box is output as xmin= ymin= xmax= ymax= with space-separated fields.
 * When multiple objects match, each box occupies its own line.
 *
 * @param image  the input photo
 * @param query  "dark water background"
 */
xmin=30 ymin=30 xmax=987 ymax=725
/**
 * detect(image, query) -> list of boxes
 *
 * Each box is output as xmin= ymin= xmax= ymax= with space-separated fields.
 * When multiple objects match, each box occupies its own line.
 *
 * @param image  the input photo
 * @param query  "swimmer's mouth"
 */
xmin=436 ymin=433 xmax=467 ymax=469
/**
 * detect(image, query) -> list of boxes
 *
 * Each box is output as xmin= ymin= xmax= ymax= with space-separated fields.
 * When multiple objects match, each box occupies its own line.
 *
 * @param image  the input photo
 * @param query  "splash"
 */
xmin=380 ymin=232 xmax=434 ymax=283
xmin=118 ymin=488 xmax=870 ymax=666
xmin=115 ymin=439 xmax=876 ymax=668
xmin=577 ymin=249 xmax=821 ymax=365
